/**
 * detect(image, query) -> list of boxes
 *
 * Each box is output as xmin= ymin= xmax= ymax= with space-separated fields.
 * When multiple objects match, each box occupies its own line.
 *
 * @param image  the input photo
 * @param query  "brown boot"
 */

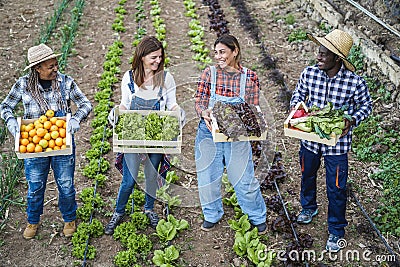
xmin=23 ymin=223 xmax=39 ymax=239
xmin=63 ymin=221 xmax=76 ymax=237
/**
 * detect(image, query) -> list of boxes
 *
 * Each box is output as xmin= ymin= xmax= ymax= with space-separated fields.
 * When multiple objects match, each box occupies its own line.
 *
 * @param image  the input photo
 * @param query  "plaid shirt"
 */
xmin=290 ymin=65 xmax=372 ymax=156
xmin=1 ymin=72 xmax=92 ymax=123
xmin=195 ymin=65 xmax=260 ymax=116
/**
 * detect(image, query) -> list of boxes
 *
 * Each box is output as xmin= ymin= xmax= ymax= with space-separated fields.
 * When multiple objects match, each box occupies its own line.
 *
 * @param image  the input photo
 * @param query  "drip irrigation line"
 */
xmin=349 ymin=187 xmax=400 ymax=266
xmin=273 ymin=179 xmax=310 ymax=267
xmin=345 ymin=0 xmax=400 ymax=39
xmin=82 ymin=103 xmax=113 ymax=267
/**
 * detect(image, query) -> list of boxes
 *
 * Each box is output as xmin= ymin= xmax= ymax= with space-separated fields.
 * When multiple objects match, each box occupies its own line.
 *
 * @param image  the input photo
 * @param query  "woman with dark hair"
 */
xmin=105 ymin=36 xmax=182 ymax=234
xmin=194 ymin=34 xmax=267 ymax=233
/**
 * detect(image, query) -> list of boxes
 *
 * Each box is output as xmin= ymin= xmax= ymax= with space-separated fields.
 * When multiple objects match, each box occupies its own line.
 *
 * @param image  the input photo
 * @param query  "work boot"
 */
xmin=200 ymin=220 xmax=216 ymax=232
xmin=105 ymin=212 xmax=124 ymax=235
xmin=23 ymin=223 xmax=39 ymax=239
xmin=63 ymin=221 xmax=76 ymax=237
xmin=145 ymin=210 xmax=160 ymax=229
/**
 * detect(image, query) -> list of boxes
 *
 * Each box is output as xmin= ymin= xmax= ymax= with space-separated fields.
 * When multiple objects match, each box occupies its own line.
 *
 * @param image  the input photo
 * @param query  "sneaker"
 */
xmin=326 ymin=234 xmax=343 ymax=252
xmin=296 ymin=208 xmax=318 ymax=224
xmin=200 ymin=220 xmax=216 ymax=231
xmin=105 ymin=212 xmax=124 ymax=235
xmin=145 ymin=210 xmax=159 ymax=229
xmin=23 ymin=223 xmax=39 ymax=239
xmin=254 ymin=222 xmax=268 ymax=235
xmin=63 ymin=221 xmax=76 ymax=237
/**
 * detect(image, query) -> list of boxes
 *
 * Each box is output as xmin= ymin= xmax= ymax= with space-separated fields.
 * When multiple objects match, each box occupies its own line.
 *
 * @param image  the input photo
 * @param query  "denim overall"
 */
xmin=115 ymin=71 xmax=164 ymax=214
xmin=195 ymin=66 xmax=266 ymax=225
xmin=24 ymin=74 xmax=77 ymax=224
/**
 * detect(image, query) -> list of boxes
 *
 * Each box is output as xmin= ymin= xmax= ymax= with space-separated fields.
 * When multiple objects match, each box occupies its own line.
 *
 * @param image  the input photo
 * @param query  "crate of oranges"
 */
xmin=14 ymin=110 xmax=72 ymax=159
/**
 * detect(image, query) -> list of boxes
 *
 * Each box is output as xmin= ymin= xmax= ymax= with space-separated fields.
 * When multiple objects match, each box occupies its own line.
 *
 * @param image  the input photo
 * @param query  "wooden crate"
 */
xmin=210 ymin=113 xmax=268 ymax=142
xmin=284 ymin=102 xmax=339 ymax=146
xmin=113 ymin=109 xmax=182 ymax=154
xmin=15 ymin=113 xmax=72 ymax=159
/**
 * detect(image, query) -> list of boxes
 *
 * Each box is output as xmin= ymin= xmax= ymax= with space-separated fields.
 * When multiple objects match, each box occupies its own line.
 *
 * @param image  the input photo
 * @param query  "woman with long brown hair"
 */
xmin=105 ymin=36 xmax=182 ymax=234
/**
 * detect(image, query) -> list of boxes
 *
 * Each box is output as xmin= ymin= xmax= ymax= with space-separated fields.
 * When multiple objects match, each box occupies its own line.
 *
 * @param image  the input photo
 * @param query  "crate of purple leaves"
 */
xmin=210 ymin=102 xmax=268 ymax=142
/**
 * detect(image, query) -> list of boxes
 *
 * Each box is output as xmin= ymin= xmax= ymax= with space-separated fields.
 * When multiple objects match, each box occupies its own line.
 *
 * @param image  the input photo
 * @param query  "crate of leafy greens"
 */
xmin=113 ymin=108 xmax=182 ymax=153
xmin=211 ymin=102 xmax=268 ymax=142
xmin=284 ymin=101 xmax=351 ymax=146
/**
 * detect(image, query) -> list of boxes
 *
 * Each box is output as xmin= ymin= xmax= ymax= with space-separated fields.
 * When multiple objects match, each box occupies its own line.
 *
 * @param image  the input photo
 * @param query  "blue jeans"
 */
xmin=115 ymin=153 xmax=163 ymax=214
xmin=299 ymin=144 xmax=348 ymax=237
xmin=24 ymin=151 xmax=77 ymax=224
xmin=195 ymin=120 xmax=266 ymax=225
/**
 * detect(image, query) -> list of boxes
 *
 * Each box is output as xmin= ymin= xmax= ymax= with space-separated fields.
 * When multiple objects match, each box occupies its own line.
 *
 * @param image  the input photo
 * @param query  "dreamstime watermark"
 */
xmin=258 ymin=238 xmax=397 ymax=263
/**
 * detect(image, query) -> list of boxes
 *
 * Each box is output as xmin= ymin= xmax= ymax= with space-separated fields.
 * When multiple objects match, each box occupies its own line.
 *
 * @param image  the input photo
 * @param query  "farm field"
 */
xmin=0 ymin=0 xmax=399 ymax=266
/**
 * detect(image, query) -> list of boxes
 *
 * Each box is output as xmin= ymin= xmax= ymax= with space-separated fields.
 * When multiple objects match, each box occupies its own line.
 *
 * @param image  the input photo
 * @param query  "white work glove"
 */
xmin=108 ymin=107 xmax=118 ymax=127
xmin=179 ymin=107 xmax=186 ymax=127
xmin=67 ymin=118 xmax=80 ymax=134
xmin=6 ymin=117 xmax=19 ymax=137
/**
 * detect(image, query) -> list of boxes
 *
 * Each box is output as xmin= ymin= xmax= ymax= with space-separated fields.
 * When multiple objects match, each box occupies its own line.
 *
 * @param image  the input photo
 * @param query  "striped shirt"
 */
xmin=1 ymin=72 xmax=92 ymax=123
xmin=290 ymin=64 xmax=372 ymax=156
xmin=195 ymin=65 xmax=260 ymax=116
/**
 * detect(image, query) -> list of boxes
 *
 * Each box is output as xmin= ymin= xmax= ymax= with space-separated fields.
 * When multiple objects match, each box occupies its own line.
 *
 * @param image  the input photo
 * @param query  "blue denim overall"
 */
xmin=115 ymin=71 xmax=164 ymax=214
xmin=195 ymin=66 xmax=266 ymax=225
xmin=24 ymin=74 xmax=77 ymax=224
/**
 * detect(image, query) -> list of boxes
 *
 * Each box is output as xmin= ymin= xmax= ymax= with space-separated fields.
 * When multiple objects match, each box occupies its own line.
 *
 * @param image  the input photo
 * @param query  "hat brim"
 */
xmin=24 ymin=53 xmax=61 ymax=71
xmin=307 ymin=33 xmax=355 ymax=72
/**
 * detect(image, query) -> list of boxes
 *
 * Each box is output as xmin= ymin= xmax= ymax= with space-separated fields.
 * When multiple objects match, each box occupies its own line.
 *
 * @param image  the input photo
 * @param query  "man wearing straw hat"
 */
xmin=289 ymin=29 xmax=372 ymax=252
xmin=0 ymin=43 xmax=92 ymax=239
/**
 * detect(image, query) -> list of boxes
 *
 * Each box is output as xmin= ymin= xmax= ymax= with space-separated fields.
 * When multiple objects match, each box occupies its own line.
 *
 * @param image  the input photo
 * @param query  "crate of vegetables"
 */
xmin=113 ymin=108 xmax=182 ymax=154
xmin=15 ymin=112 xmax=72 ymax=159
xmin=211 ymin=102 xmax=268 ymax=142
xmin=284 ymin=102 xmax=351 ymax=146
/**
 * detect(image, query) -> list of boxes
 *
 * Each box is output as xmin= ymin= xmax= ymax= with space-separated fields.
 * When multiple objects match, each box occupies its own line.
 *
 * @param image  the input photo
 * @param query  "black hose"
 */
xmin=349 ymin=188 xmax=400 ymax=266
xmin=390 ymin=53 xmax=400 ymax=66
xmin=273 ymin=179 xmax=309 ymax=267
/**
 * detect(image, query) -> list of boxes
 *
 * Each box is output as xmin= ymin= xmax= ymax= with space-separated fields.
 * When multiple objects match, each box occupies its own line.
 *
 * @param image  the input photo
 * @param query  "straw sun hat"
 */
xmin=307 ymin=29 xmax=355 ymax=72
xmin=24 ymin=43 xmax=61 ymax=71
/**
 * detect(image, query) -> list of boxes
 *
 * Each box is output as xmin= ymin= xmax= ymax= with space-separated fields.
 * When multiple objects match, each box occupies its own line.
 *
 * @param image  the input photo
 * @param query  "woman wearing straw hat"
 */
xmin=0 ymin=43 xmax=92 ymax=239
xmin=289 ymin=29 xmax=372 ymax=252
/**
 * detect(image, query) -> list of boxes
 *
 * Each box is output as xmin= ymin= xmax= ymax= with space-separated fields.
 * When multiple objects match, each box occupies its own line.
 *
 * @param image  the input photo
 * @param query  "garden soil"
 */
xmin=0 ymin=0 xmax=399 ymax=266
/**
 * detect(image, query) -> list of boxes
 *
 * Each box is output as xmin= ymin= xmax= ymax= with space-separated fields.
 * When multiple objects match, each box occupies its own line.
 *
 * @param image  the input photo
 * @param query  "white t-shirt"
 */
xmin=120 ymin=70 xmax=178 ymax=111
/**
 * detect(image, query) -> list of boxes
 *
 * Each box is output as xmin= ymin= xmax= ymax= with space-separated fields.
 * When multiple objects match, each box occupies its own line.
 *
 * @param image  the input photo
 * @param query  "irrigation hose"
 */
xmin=82 ymin=105 xmax=113 ymax=267
xmin=273 ymin=179 xmax=309 ymax=267
xmin=349 ymin=188 xmax=400 ymax=266
xmin=345 ymin=0 xmax=400 ymax=39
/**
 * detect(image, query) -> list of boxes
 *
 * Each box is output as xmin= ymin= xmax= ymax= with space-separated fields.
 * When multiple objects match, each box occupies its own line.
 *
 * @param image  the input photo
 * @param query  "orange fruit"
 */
xmin=59 ymin=128 xmax=66 ymax=138
xmin=43 ymin=132 xmax=51 ymax=141
xmin=46 ymin=109 xmax=55 ymax=118
xmin=48 ymin=139 xmax=55 ymax=148
xmin=35 ymin=122 xmax=44 ymax=129
xmin=39 ymin=115 xmax=48 ymax=123
xmin=51 ymin=131 xmax=59 ymax=139
xmin=34 ymin=145 xmax=43 ymax=153
xmin=55 ymin=137 xmax=63 ymax=147
xmin=63 ymin=137 xmax=67 ymax=144
xmin=25 ymin=123 xmax=34 ymax=132
xmin=50 ymin=125 xmax=59 ymax=132
xmin=39 ymin=139 xmax=48 ymax=149
xmin=20 ymin=138 xmax=29 ymax=146
xmin=19 ymin=145 xmax=27 ymax=153
xmin=20 ymin=124 xmax=26 ymax=132
xmin=54 ymin=146 xmax=61 ymax=150
xmin=28 ymin=137 xmax=33 ymax=142
xmin=34 ymin=119 xmax=40 ymax=126
xmin=29 ymin=129 xmax=37 ymax=137
xmin=43 ymin=121 xmax=52 ymax=130
xmin=50 ymin=117 xmax=57 ymax=125
xmin=32 ymin=135 xmax=41 ymax=144
xmin=45 ymin=147 xmax=53 ymax=152
xmin=55 ymin=119 xmax=64 ymax=128
xmin=26 ymin=143 xmax=35 ymax=153
xmin=21 ymin=131 xmax=29 ymax=139
xmin=36 ymin=128 xmax=46 ymax=137
xmin=61 ymin=144 xmax=67 ymax=150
